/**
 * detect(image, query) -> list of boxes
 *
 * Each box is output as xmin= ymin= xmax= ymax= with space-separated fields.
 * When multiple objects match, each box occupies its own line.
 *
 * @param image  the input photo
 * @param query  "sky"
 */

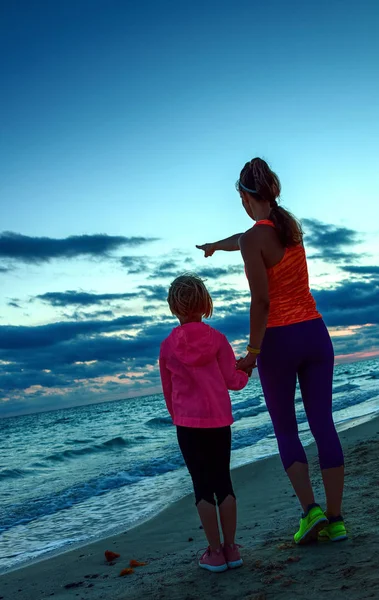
xmin=1 ymin=0 xmax=379 ymax=417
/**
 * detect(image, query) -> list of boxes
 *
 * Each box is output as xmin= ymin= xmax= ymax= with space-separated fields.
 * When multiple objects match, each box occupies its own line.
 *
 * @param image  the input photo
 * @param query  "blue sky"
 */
xmin=1 ymin=0 xmax=379 ymax=416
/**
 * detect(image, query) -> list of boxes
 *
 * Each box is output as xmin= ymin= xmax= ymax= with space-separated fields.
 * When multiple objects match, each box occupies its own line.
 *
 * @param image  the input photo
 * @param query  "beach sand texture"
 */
xmin=1 ymin=415 xmax=378 ymax=600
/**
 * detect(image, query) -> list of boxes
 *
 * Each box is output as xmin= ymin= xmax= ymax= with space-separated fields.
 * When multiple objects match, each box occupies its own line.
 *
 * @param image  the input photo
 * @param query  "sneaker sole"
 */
xmin=227 ymin=559 xmax=243 ymax=569
xmin=318 ymin=533 xmax=348 ymax=543
xmin=199 ymin=562 xmax=228 ymax=573
xmin=295 ymin=517 xmax=328 ymax=545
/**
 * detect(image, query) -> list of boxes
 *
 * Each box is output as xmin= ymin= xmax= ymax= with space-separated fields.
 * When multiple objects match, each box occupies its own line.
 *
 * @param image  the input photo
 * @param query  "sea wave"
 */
xmin=0 ymin=468 xmax=29 ymax=481
xmin=234 ymin=404 xmax=267 ymax=422
xmin=233 ymin=397 xmax=262 ymax=411
xmin=44 ymin=436 xmax=130 ymax=462
xmin=145 ymin=416 xmax=173 ymax=428
xmin=333 ymin=383 xmax=359 ymax=394
xmin=0 ymin=418 xmax=283 ymax=533
xmin=51 ymin=417 xmax=73 ymax=425
xmin=0 ymin=452 xmax=184 ymax=533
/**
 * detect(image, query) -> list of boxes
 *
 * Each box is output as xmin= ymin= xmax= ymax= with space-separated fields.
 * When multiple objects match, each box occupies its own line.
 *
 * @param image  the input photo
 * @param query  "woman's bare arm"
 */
xmin=196 ymin=233 xmax=243 ymax=257
xmin=239 ymin=228 xmax=270 ymax=350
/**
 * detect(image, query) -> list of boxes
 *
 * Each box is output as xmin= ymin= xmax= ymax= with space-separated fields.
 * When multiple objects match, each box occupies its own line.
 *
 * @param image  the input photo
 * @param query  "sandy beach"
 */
xmin=1 ymin=414 xmax=378 ymax=600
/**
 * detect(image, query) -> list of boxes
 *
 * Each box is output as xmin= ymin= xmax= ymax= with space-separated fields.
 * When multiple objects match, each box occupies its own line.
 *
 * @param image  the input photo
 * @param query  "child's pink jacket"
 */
xmin=159 ymin=322 xmax=248 ymax=428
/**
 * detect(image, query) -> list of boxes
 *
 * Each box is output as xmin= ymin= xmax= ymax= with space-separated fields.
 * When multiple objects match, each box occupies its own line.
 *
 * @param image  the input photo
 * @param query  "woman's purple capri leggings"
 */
xmin=257 ymin=318 xmax=344 ymax=471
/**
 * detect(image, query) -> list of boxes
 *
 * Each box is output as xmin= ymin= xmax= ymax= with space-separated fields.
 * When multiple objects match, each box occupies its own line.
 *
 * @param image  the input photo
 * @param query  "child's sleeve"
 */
xmin=159 ymin=346 xmax=173 ymax=419
xmin=217 ymin=335 xmax=249 ymax=391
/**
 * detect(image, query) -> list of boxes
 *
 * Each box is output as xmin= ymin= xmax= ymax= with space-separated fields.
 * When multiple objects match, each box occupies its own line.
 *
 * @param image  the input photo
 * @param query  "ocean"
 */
xmin=1 ymin=358 xmax=378 ymax=573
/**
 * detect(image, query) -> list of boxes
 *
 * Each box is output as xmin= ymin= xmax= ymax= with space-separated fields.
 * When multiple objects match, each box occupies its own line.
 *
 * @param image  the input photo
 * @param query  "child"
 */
xmin=159 ymin=274 xmax=249 ymax=573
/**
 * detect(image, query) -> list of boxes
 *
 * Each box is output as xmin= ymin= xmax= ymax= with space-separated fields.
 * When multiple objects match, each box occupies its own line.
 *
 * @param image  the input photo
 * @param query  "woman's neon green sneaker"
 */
xmin=318 ymin=516 xmax=347 ymax=542
xmin=294 ymin=504 xmax=328 ymax=545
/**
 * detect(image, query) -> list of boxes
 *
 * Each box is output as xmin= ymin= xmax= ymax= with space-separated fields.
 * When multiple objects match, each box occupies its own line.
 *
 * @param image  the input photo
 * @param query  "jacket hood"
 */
xmin=167 ymin=322 xmax=220 ymax=367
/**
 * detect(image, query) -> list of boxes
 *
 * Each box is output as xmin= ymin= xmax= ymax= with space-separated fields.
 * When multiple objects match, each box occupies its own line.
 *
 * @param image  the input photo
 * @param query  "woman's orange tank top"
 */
xmin=255 ymin=219 xmax=321 ymax=328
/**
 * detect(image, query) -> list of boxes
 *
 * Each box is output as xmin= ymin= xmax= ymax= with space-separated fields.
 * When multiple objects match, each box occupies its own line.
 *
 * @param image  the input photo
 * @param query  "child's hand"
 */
xmin=236 ymin=353 xmax=256 ymax=377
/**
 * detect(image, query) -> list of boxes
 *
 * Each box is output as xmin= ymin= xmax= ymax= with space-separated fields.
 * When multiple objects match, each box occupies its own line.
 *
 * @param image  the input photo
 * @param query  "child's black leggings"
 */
xmin=177 ymin=425 xmax=235 ymax=506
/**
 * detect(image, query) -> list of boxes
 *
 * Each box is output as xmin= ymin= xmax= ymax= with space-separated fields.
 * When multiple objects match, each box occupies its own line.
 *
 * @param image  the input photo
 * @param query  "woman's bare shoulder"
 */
xmin=239 ymin=225 xmax=270 ymax=249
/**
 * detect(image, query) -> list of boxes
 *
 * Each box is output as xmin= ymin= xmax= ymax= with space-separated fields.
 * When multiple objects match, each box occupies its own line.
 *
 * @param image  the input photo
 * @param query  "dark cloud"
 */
xmin=120 ymin=256 xmax=150 ymax=274
xmin=308 ymin=250 xmax=363 ymax=263
xmin=1 ymin=277 xmax=378 ymax=404
xmin=66 ymin=309 xmax=116 ymax=321
xmin=212 ymin=288 xmax=250 ymax=303
xmin=314 ymin=279 xmax=379 ymax=327
xmin=0 ymin=317 xmax=173 ymax=396
xmin=138 ymin=284 xmax=168 ymax=302
xmin=36 ymin=290 xmax=139 ymax=307
xmin=121 ymin=257 xmax=242 ymax=282
xmin=331 ymin=325 xmax=379 ymax=356
xmin=143 ymin=303 xmax=166 ymax=313
xmin=0 ymin=267 xmax=9 ymax=273
xmin=147 ymin=264 xmax=244 ymax=282
xmin=82 ymin=309 xmax=115 ymax=319
xmin=149 ymin=260 xmax=181 ymax=280
xmin=0 ymin=369 xmax=69 ymax=392
xmin=2 ymin=250 xmax=378 ymax=406
xmin=340 ymin=265 xmax=379 ymax=278
xmin=212 ymin=310 xmax=250 ymax=339
xmin=303 ymin=219 xmax=361 ymax=248
xmin=196 ymin=265 xmax=244 ymax=279
xmin=213 ymin=278 xmax=379 ymax=333
xmin=303 ymin=219 xmax=363 ymax=263
xmin=122 ymin=257 xmax=194 ymax=280
xmin=0 ymin=232 xmax=159 ymax=264
xmin=0 ymin=315 xmax=148 ymax=350
xmin=35 ymin=283 xmax=179 ymax=312
xmin=7 ymin=301 xmax=21 ymax=309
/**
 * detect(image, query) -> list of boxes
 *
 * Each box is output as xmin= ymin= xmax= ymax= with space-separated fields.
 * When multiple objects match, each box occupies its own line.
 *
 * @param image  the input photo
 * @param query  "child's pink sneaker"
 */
xmin=198 ymin=547 xmax=228 ymax=572
xmin=223 ymin=543 xmax=243 ymax=568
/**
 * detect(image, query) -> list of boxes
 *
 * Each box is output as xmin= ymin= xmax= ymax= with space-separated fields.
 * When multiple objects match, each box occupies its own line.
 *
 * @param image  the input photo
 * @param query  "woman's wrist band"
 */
xmin=247 ymin=345 xmax=260 ymax=355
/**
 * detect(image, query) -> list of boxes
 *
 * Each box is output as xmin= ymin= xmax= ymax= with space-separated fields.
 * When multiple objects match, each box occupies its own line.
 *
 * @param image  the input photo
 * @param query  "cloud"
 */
xmin=0 ymin=232 xmax=159 ymax=264
xmin=314 ymin=279 xmax=379 ymax=327
xmin=0 ymin=315 xmax=148 ymax=350
xmin=149 ymin=260 xmax=182 ymax=280
xmin=1 ymin=219 xmax=377 ymax=413
xmin=120 ymin=256 xmax=243 ymax=282
xmin=146 ymin=263 xmax=244 ymax=281
xmin=303 ymin=219 xmax=363 ymax=263
xmin=213 ymin=277 xmax=379 ymax=332
xmin=1 ymin=274 xmax=378 ymax=411
xmin=120 ymin=255 xmax=152 ymax=274
xmin=0 ymin=267 xmax=9 ymax=273
xmin=36 ymin=290 xmax=139 ymax=307
xmin=67 ymin=309 xmax=116 ymax=321
xmin=35 ymin=282 xmax=189 ymax=312
xmin=340 ymin=265 xmax=379 ymax=278
xmin=212 ymin=289 xmax=250 ymax=303
xmin=0 ymin=316 xmax=173 ymax=400
xmin=193 ymin=265 xmax=244 ymax=280
xmin=331 ymin=325 xmax=379 ymax=358
xmin=7 ymin=301 xmax=21 ymax=309
xmin=122 ymin=257 xmax=195 ymax=280
xmin=138 ymin=284 xmax=168 ymax=302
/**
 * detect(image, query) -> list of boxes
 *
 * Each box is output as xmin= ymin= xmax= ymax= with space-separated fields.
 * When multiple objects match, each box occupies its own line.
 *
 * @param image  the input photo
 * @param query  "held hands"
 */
xmin=236 ymin=353 xmax=257 ymax=378
xmin=196 ymin=243 xmax=216 ymax=258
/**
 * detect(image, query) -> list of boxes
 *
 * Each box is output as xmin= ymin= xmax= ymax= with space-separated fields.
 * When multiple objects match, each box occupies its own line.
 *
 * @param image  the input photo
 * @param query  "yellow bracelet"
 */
xmin=247 ymin=345 xmax=260 ymax=355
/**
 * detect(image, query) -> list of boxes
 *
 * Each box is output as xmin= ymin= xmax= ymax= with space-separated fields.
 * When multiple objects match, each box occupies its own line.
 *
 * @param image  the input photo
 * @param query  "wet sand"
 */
xmin=1 ymin=415 xmax=378 ymax=600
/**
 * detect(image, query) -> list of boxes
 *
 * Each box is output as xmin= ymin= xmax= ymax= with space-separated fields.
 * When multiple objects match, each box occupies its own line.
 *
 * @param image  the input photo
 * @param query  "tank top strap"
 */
xmin=254 ymin=219 xmax=275 ymax=228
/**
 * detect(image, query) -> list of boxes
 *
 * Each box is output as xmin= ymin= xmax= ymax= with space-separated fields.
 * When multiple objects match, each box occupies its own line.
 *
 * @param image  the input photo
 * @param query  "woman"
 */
xmin=196 ymin=157 xmax=346 ymax=544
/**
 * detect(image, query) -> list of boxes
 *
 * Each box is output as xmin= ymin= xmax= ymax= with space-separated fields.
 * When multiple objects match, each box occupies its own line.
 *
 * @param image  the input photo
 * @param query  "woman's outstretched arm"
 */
xmin=196 ymin=233 xmax=243 ymax=257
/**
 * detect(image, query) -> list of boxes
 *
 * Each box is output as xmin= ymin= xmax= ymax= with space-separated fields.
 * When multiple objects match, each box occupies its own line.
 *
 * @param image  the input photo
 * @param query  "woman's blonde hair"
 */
xmin=167 ymin=273 xmax=213 ymax=319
